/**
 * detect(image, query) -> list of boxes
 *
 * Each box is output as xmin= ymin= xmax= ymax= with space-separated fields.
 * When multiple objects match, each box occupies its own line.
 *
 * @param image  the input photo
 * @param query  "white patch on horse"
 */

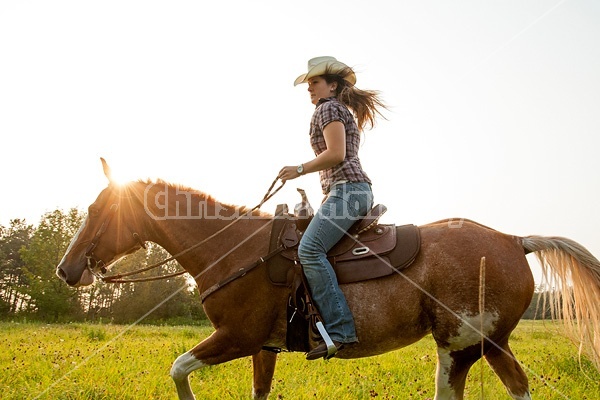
xmin=170 ymin=351 xmax=206 ymax=381
xmin=508 ymin=390 xmax=532 ymax=400
xmin=447 ymin=311 xmax=499 ymax=351
xmin=435 ymin=348 xmax=458 ymax=399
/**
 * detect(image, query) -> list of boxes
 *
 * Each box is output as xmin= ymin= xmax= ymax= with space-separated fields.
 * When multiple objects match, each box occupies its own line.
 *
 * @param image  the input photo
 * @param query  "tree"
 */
xmin=109 ymin=243 xmax=204 ymax=324
xmin=521 ymin=285 xmax=564 ymax=320
xmin=0 ymin=219 xmax=34 ymax=316
xmin=2 ymin=206 xmax=209 ymax=324
xmin=20 ymin=208 xmax=88 ymax=321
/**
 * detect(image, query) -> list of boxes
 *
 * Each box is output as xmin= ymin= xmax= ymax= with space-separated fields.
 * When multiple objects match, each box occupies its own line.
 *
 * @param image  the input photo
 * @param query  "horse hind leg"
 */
xmin=252 ymin=350 xmax=278 ymax=400
xmin=484 ymin=339 xmax=531 ymax=400
xmin=435 ymin=346 xmax=481 ymax=400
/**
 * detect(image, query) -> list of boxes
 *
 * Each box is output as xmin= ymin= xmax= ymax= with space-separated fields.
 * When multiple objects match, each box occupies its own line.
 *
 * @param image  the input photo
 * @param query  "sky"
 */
xmin=1 ymin=0 xmax=599 ymax=284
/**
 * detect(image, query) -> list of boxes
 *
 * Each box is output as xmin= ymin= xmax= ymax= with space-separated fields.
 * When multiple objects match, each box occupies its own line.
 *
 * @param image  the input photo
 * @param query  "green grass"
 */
xmin=1 ymin=321 xmax=598 ymax=399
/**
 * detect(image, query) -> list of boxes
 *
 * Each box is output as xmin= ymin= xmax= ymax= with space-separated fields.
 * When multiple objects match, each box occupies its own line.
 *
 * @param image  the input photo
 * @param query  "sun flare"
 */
xmin=109 ymin=170 xmax=137 ymax=186
xmin=101 ymin=158 xmax=142 ymax=186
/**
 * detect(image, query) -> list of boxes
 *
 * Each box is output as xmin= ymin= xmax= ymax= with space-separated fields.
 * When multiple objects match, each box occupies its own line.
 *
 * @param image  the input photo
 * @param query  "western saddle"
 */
xmin=264 ymin=189 xmax=421 ymax=352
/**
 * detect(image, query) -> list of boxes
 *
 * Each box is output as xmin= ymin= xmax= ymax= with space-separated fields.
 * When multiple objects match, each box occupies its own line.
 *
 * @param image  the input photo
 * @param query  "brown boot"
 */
xmin=306 ymin=341 xmax=344 ymax=360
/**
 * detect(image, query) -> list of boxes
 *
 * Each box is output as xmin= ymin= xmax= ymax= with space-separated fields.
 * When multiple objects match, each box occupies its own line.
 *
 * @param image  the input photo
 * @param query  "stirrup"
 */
xmin=315 ymin=321 xmax=338 ymax=358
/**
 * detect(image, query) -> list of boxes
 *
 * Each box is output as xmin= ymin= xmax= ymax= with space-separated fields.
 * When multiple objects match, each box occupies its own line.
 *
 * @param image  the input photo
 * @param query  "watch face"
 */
xmin=297 ymin=165 xmax=304 ymax=174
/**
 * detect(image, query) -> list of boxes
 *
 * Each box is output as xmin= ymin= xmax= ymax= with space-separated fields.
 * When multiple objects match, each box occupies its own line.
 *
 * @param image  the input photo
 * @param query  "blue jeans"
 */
xmin=298 ymin=182 xmax=374 ymax=343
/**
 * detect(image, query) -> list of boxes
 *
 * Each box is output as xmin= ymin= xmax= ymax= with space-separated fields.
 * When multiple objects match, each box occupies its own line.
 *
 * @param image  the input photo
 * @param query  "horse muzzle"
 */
xmin=56 ymin=257 xmax=96 ymax=287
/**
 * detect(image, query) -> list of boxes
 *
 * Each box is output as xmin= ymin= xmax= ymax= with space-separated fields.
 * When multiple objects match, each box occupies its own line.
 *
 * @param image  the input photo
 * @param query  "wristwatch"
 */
xmin=296 ymin=164 xmax=304 ymax=175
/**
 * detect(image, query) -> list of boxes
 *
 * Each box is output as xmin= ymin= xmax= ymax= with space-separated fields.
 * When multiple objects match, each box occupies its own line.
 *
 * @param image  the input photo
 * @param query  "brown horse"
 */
xmin=56 ymin=159 xmax=600 ymax=400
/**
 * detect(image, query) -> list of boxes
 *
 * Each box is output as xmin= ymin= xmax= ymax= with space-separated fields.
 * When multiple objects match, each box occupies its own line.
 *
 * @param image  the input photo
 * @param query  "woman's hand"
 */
xmin=278 ymin=166 xmax=301 ymax=182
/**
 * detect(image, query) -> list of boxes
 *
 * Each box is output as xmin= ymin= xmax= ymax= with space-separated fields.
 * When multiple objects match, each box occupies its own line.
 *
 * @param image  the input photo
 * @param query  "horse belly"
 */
xmin=340 ymin=275 xmax=431 ymax=358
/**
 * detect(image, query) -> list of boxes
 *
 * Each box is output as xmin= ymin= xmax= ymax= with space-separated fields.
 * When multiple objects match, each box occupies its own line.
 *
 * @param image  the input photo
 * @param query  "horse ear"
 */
xmin=100 ymin=157 xmax=114 ymax=184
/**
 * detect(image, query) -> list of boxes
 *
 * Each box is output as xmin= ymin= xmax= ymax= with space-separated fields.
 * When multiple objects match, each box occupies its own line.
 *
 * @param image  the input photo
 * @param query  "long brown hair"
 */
xmin=324 ymin=66 xmax=387 ymax=132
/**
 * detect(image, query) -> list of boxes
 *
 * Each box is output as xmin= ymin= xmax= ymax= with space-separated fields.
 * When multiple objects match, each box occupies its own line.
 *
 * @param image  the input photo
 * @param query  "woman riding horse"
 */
xmin=278 ymin=56 xmax=386 ymax=360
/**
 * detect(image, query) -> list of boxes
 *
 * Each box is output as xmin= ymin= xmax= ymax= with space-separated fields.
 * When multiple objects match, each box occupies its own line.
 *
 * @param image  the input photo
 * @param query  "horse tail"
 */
xmin=522 ymin=235 xmax=600 ymax=370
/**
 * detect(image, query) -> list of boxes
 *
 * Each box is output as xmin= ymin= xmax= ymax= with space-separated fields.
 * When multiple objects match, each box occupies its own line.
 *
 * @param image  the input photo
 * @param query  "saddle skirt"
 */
xmin=267 ymin=204 xmax=421 ymax=286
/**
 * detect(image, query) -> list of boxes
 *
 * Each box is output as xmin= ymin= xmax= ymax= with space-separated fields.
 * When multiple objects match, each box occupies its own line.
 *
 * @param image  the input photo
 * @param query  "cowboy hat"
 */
xmin=293 ymin=56 xmax=356 ymax=86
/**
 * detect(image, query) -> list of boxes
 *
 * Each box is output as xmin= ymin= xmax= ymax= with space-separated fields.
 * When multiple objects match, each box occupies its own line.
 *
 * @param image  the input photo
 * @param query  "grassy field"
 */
xmin=1 ymin=320 xmax=599 ymax=399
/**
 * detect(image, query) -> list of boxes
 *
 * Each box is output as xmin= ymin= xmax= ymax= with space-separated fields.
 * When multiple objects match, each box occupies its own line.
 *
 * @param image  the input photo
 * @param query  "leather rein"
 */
xmin=85 ymin=177 xmax=285 ymax=284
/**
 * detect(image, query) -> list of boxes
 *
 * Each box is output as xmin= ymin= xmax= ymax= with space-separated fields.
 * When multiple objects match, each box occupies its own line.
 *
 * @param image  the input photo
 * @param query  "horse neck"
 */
xmin=136 ymin=182 xmax=273 ymax=278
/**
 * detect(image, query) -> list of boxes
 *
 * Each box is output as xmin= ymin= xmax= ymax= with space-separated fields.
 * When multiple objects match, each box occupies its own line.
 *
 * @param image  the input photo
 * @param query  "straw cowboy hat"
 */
xmin=294 ymin=56 xmax=357 ymax=86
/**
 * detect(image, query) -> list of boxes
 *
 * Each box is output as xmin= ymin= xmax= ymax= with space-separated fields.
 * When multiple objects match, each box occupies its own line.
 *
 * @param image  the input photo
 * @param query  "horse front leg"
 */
xmin=170 ymin=330 xmax=258 ymax=400
xmin=252 ymin=350 xmax=278 ymax=399
xmin=170 ymin=351 xmax=207 ymax=400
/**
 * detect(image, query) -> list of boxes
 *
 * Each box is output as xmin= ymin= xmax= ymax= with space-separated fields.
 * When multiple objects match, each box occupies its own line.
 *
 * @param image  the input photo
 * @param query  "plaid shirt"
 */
xmin=310 ymin=97 xmax=371 ymax=193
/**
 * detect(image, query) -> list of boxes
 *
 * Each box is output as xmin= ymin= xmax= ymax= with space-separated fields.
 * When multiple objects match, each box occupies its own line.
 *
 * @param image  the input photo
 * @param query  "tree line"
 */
xmin=1 ymin=208 xmax=556 ymax=325
xmin=0 ymin=208 xmax=205 ymax=324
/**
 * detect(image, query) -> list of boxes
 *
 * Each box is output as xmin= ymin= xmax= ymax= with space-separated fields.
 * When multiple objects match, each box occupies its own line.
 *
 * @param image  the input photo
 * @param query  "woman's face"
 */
xmin=307 ymin=76 xmax=336 ymax=105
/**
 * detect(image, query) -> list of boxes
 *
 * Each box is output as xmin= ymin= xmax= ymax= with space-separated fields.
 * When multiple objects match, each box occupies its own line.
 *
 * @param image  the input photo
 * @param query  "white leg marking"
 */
xmin=435 ymin=348 xmax=459 ymax=400
xmin=252 ymin=388 xmax=269 ymax=400
xmin=509 ymin=390 xmax=532 ymax=400
xmin=171 ymin=351 xmax=206 ymax=380
xmin=434 ymin=312 xmax=505 ymax=400
xmin=170 ymin=352 xmax=207 ymax=400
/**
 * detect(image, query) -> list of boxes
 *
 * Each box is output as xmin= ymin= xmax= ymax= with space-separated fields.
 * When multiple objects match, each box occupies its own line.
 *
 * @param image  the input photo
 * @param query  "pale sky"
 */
xmin=1 ymin=1 xmax=599 ymax=284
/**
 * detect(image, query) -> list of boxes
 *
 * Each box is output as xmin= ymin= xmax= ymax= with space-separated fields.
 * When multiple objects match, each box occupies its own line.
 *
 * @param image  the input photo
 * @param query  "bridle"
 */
xmin=84 ymin=203 xmax=118 ymax=276
xmin=84 ymin=201 xmax=148 ymax=279
xmin=84 ymin=177 xmax=285 ymax=284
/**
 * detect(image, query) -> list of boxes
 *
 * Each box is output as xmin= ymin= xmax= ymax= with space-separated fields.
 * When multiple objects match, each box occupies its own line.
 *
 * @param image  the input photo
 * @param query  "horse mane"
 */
xmin=130 ymin=178 xmax=272 ymax=218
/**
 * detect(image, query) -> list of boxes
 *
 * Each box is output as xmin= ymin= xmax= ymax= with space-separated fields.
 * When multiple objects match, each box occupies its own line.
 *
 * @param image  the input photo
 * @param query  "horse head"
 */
xmin=56 ymin=158 xmax=147 ymax=286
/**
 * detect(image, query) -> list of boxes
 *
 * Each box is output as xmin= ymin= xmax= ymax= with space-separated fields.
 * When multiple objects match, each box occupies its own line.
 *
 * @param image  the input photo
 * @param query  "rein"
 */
xmin=199 ymin=245 xmax=285 ymax=303
xmin=89 ymin=177 xmax=285 ymax=284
